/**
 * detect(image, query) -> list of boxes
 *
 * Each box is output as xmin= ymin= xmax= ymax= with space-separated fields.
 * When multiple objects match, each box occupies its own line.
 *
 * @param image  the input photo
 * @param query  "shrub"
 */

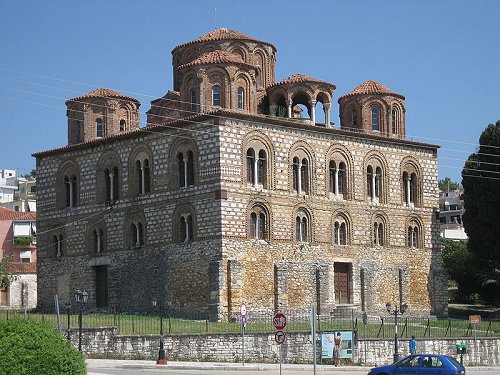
xmin=0 ymin=318 xmax=86 ymax=374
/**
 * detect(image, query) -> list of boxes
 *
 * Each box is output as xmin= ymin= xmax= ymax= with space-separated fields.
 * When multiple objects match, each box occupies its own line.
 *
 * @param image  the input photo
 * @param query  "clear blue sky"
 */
xmin=1 ymin=0 xmax=499 ymax=183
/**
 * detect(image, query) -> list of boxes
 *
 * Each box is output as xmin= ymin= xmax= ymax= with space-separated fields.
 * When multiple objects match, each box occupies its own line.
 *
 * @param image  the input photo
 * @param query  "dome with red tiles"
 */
xmin=66 ymin=88 xmax=140 ymax=105
xmin=339 ymin=80 xmax=404 ymax=100
xmin=271 ymin=74 xmax=335 ymax=89
xmin=177 ymin=50 xmax=256 ymax=70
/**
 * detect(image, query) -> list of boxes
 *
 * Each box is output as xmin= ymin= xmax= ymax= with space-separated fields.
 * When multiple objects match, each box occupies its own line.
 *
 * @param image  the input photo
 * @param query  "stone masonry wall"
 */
xmin=74 ymin=328 xmax=500 ymax=366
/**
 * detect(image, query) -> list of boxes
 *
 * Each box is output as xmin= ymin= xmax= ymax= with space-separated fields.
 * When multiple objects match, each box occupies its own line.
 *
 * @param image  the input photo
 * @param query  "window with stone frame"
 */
xmin=295 ymin=208 xmax=310 ymax=242
xmin=177 ymin=150 xmax=195 ymax=188
xmin=249 ymin=204 xmax=268 ymax=240
xmin=53 ymin=234 xmax=63 ymax=257
xmin=371 ymin=106 xmax=380 ymax=131
xmin=391 ymin=108 xmax=398 ymax=134
xmin=407 ymin=219 xmax=422 ymax=249
xmin=292 ymin=156 xmax=310 ymax=194
xmin=329 ymin=160 xmax=347 ymax=199
xmin=237 ymin=87 xmax=245 ymax=110
xmin=104 ymin=166 xmax=119 ymax=202
xmin=63 ymin=174 xmax=78 ymax=208
xmin=333 ymin=215 xmax=349 ymax=245
xmin=179 ymin=214 xmax=193 ymax=243
xmin=367 ymin=165 xmax=383 ymax=203
xmin=402 ymin=171 xmax=418 ymax=207
xmin=135 ymin=158 xmax=151 ymax=195
xmin=57 ymin=161 xmax=79 ymax=209
xmin=93 ymin=228 xmax=105 ymax=254
xmin=373 ymin=216 xmax=386 ymax=246
xmin=120 ymin=119 xmax=126 ymax=132
xmin=212 ymin=85 xmax=221 ymax=107
xmin=96 ymin=118 xmax=104 ymax=137
xmin=246 ymin=147 xmax=267 ymax=187
xmin=129 ymin=221 xmax=144 ymax=248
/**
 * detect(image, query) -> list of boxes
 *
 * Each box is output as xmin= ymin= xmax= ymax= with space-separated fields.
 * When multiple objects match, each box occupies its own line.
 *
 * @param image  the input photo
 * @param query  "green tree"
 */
xmin=21 ymin=169 xmax=36 ymax=179
xmin=441 ymin=238 xmax=478 ymax=300
xmin=438 ymin=177 xmax=459 ymax=192
xmin=461 ymin=120 xmax=500 ymax=302
xmin=0 ymin=256 xmax=17 ymax=290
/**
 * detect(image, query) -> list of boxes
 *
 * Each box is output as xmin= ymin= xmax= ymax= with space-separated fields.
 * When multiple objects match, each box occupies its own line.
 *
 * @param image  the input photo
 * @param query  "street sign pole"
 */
xmin=311 ymin=307 xmax=317 ymax=375
xmin=241 ymin=304 xmax=247 ymax=367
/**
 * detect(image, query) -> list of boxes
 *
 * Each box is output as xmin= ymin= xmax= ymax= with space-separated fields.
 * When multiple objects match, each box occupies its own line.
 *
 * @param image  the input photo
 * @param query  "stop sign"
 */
xmin=273 ymin=313 xmax=287 ymax=330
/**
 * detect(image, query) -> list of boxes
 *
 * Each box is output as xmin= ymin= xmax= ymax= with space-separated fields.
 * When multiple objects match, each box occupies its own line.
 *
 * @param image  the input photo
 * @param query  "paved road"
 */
xmin=87 ymin=359 xmax=499 ymax=375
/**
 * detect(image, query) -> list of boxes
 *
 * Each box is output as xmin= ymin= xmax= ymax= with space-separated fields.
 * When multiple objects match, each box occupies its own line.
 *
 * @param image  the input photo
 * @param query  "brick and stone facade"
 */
xmin=33 ymin=28 xmax=447 ymax=319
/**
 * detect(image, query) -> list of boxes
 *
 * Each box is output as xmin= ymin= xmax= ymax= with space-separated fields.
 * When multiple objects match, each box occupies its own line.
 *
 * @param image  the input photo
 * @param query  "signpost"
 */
xmin=241 ymin=304 xmax=246 ymax=366
xmin=273 ymin=312 xmax=287 ymax=375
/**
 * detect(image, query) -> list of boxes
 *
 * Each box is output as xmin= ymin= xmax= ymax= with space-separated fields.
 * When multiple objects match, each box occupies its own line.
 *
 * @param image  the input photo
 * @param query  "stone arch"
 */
xmin=86 ymin=218 xmax=107 ymax=254
xmin=172 ymin=202 xmax=197 ymax=243
xmin=228 ymin=42 xmax=249 ymax=63
xmin=182 ymin=72 xmax=201 ymax=114
xmin=292 ymin=203 xmax=315 ymax=243
xmin=405 ymin=214 xmax=424 ymax=249
xmin=56 ymin=159 xmax=80 ymax=209
xmin=168 ymin=135 xmax=199 ymax=190
xmin=325 ymin=144 xmax=354 ymax=200
xmin=123 ymin=208 xmax=146 ymax=249
xmin=253 ymin=49 xmax=267 ymax=89
xmin=366 ymin=98 xmax=386 ymax=133
xmin=390 ymin=100 xmax=405 ymax=136
xmin=241 ymin=130 xmax=275 ymax=189
xmin=206 ymin=67 xmax=230 ymax=108
xmin=332 ymin=209 xmax=353 ymax=245
xmin=234 ymin=72 xmax=253 ymax=111
xmin=400 ymin=156 xmax=423 ymax=208
xmin=96 ymin=151 xmax=122 ymax=203
xmin=363 ymin=151 xmax=389 ymax=204
xmin=372 ymin=211 xmax=390 ymax=247
xmin=288 ymin=140 xmax=316 ymax=195
xmin=246 ymin=198 xmax=272 ymax=241
xmin=128 ymin=144 xmax=154 ymax=197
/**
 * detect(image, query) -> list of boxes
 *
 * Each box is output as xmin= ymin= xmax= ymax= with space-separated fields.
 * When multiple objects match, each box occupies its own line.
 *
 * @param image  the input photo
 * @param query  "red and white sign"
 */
xmin=275 ymin=330 xmax=286 ymax=345
xmin=273 ymin=313 xmax=287 ymax=330
xmin=241 ymin=303 xmax=247 ymax=317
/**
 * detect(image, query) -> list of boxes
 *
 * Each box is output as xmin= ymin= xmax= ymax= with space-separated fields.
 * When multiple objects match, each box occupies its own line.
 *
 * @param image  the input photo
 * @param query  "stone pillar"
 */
xmin=274 ymin=262 xmax=289 ymax=312
xmin=371 ymin=174 xmax=376 ymax=202
xmin=324 ymin=102 xmax=331 ymax=126
xmin=310 ymin=100 xmax=316 ymax=124
xmin=297 ymin=161 xmax=302 ymax=194
xmin=227 ymin=259 xmax=243 ymax=319
xmin=208 ymin=260 xmax=223 ymax=321
xmin=287 ymin=99 xmax=292 ymax=118
xmin=253 ymin=158 xmax=258 ymax=188
xmin=334 ymin=169 xmax=339 ymax=196
xmin=405 ymin=176 xmax=411 ymax=206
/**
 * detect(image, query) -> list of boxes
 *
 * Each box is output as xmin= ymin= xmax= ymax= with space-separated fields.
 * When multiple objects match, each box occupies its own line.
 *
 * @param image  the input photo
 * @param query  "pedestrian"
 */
xmin=333 ymin=332 xmax=343 ymax=367
xmin=409 ymin=335 xmax=417 ymax=354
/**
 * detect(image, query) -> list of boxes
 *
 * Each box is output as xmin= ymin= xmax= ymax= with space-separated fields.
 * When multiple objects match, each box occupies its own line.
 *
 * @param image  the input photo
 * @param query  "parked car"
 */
xmin=367 ymin=354 xmax=465 ymax=375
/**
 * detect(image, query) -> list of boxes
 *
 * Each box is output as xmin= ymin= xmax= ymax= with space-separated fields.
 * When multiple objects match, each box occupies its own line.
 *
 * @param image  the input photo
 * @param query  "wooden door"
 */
xmin=334 ymin=263 xmax=350 ymax=304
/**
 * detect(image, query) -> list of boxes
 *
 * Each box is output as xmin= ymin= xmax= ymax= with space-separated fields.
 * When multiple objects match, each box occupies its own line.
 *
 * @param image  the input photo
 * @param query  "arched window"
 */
xmin=64 ymin=174 xmax=77 ymax=207
xmin=105 ymin=167 xmax=119 ymax=202
xmin=53 ymin=234 xmax=63 ymax=257
xmin=407 ymin=225 xmax=419 ymax=248
xmin=351 ymin=109 xmax=357 ymax=128
xmin=249 ymin=205 xmax=267 ymax=239
xmin=180 ymin=214 xmax=193 ymax=243
xmin=96 ymin=118 xmax=104 ymax=137
xmin=295 ymin=209 xmax=309 ymax=242
xmin=190 ymin=89 xmax=197 ymax=112
xmin=373 ymin=221 xmax=384 ymax=246
xmin=334 ymin=220 xmax=347 ymax=245
xmin=371 ymin=107 xmax=379 ymax=131
xmin=403 ymin=171 xmax=418 ymax=206
xmin=93 ymin=229 xmax=104 ymax=253
xmin=329 ymin=161 xmax=347 ymax=198
xmin=212 ymin=85 xmax=221 ymax=107
xmin=375 ymin=167 xmax=382 ymax=199
xmin=292 ymin=157 xmax=309 ymax=194
xmin=237 ymin=87 xmax=245 ymax=110
xmin=246 ymin=148 xmax=255 ymax=184
xmin=367 ymin=166 xmax=374 ymax=199
xmin=135 ymin=159 xmax=151 ymax=195
xmin=178 ymin=151 xmax=194 ymax=187
xmin=130 ymin=222 xmax=144 ymax=248
xmin=120 ymin=119 xmax=126 ymax=132
xmin=391 ymin=108 xmax=398 ymax=134
xmin=367 ymin=165 xmax=383 ymax=203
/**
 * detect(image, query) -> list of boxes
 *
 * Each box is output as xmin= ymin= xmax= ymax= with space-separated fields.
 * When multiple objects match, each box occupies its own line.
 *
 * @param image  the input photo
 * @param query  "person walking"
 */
xmin=409 ymin=335 xmax=417 ymax=354
xmin=333 ymin=332 xmax=343 ymax=367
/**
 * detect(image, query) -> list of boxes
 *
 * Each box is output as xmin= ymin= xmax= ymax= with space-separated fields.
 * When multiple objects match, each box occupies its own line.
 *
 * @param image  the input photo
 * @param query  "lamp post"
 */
xmin=386 ymin=302 xmax=408 ymax=363
xmin=65 ymin=302 xmax=72 ymax=342
xmin=74 ymin=289 xmax=88 ymax=352
xmin=152 ymin=298 xmax=167 ymax=365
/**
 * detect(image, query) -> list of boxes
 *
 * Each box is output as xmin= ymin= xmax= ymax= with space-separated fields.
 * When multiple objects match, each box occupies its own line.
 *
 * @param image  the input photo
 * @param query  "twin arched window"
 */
xmin=329 ymin=161 xmax=347 ymax=198
xmin=180 ymin=214 xmax=193 ymax=243
xmin=367 ymin=165 xmax=383 ymax=202
xmin=373 ymin=220 xmax=384 ymax=246
xmin=292 ymin=157 xmax=310 ymax=194
xmin=334 ymin=219 xmax=348 ymax=245
xmin=408 ymin=224 xmax=419 ymax=248
xmin=249 ymin=205 xmax=267 ymax=240
xmin=135 ymin=159 xmax=151 ymax=195
xmin=178 ymin=151 xmax=194 ymax=188
xmin=64 ymin=174 xmax=77 ymax=207
xmin=295 ymin=209 xmax=310 ymax=242
xmin=246 ymin=148 xmax=267 ymax=187
xmin=53 ymin=234 xmax=63 ymax=257
xmin=403 ymin=171 xmax=418 ymax=206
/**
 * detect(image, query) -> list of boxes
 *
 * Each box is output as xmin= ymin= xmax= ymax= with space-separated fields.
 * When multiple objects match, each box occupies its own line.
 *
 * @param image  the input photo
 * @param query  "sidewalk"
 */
xmin=87 ymin=358 xmax=372 ymax=372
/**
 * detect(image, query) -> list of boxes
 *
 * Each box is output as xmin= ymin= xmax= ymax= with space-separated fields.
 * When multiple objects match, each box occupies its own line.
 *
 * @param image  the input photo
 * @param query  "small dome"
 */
xmin=66 ymin=88 xmax=140 ymax=105
xmin=177 ymin=50 xmax=256 ymax=70
xmin=271 ymin=73 xmax=335 ymax=89
xmin=339 ymin=80 xmax=404 ymax=101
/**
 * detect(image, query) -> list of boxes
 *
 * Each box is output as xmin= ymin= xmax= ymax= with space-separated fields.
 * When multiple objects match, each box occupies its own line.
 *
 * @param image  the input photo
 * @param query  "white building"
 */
xmin=439 ymin=189 xmax=467 ymax=241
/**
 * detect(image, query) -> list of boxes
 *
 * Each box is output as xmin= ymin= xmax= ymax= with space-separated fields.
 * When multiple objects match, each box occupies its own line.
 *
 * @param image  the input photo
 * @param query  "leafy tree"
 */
xmin=441 ymin=238 xmax=478 ymax=300
xmin=0 ymin=256 xmax=17 ymax=290
xmin=438 ymin=177 xmax=459 ymax=192
xmin=461 ymin=120 xmax=500 ymax=302
xmin=21 ymin=169 xmax=36 ymax=179
xmin=0 ymin=319 xmax=86 ymax=374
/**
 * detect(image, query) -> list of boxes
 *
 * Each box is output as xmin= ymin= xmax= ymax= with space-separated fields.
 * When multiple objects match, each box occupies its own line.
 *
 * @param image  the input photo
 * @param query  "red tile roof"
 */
xmin=172 ymin=28 xmax=276 ymax=53
xmin=339 ymin=80 xmax=405 ymax=100
xmin=270 ymin=74 xmax=335 ymax=89
xmin=8 ymin=262 xmax=37 ymax=274
xmin=0 ymin=207 xmax=36 ymax=221
xmin=66 ymin=88 xmax=140 ymax=105
xmin=178 ymin=50 xmax=256 ymax=70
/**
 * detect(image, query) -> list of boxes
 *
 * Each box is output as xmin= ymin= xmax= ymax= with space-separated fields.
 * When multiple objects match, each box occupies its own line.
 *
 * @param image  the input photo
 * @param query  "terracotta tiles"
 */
xmin=66 ymin=87 xmax=140 ymax=105
xmin=178 ymin=50 xmax=255 ymax=70
xmin=339 ymin=80 xmax=405 ymax=100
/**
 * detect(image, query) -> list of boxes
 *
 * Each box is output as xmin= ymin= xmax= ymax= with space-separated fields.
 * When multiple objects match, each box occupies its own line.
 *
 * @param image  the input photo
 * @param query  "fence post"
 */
xmin=424 ymin=318 xmax=429 ymax=337
xmin=445 ymin=319 xmax=451 ymax=337
xmin=168 ymin=316 xmax=172 ymax=334
xmin=377 ymin=317 xmax=384 ymax=338
xmin=401 ymin=318 xmax=408 ymax=338
xmin=206 ymin=315 xmax=209 ymax=333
